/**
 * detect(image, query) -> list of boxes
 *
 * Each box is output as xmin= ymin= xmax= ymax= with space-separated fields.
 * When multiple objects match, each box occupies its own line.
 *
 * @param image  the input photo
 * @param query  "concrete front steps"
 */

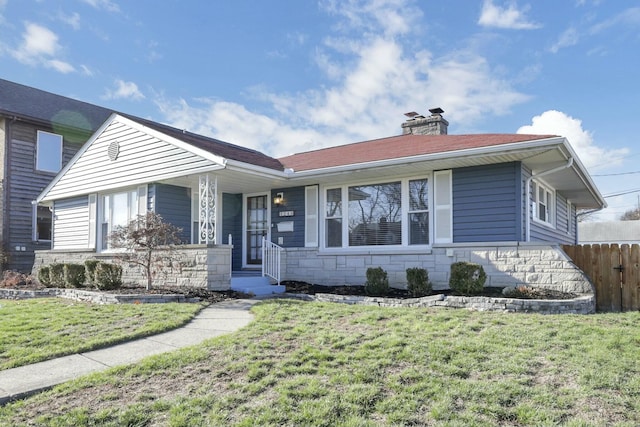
xmin=230 ymin=271 xmax=286 ymax=296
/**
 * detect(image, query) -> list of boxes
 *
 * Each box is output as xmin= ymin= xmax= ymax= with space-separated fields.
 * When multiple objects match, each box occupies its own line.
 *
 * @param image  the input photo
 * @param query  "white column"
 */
xmin=198 ymin=174 xmax=217 ymax=244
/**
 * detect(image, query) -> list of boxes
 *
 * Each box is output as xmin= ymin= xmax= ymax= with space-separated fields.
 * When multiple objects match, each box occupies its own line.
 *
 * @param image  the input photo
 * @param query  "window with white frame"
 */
xmin=324 ymin=178 xmax=430 ymax=248
xmin=325 ymin=188 xmax=342 ymax=247
xmin=408 ymin=179 xmax=429 ymax=244
xmin=533 ymin=180 xmax=554 ymax=226
xmin=36 ymin=130 xmax=63 ymax=173
xmin=32 ymin=205 xmax=52 ymax=241
xmin=100 ymin=189 xmax=139 ymax=250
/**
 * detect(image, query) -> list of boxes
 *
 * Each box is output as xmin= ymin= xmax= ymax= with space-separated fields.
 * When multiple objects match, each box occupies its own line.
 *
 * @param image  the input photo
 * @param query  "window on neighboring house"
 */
xmin=324 ymin=178 xmax=431 ymax=248
xmin=533 ymin=180 xmax=554 ymax=226
xmin=36 ymin=131 xmax=63 ymax=173
xmin=32 ymin=205 xmax=52 ymax=241
xmin=100 ymin=189 xmax=139 ymax=250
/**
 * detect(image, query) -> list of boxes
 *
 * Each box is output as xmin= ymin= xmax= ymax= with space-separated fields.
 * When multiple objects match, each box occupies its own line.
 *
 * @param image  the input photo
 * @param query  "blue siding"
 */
xmin=452 ymin=163 xmax=521 ymax=242
xmin=150 ymin=183 xmax=191 ymax=243
xmin=271 ymin=186 xmax=306 ymax=248
xmin=222 ymin=193 xmax=243 ymax=270
xmin=529 ymin=190 xmax=576 ymax=245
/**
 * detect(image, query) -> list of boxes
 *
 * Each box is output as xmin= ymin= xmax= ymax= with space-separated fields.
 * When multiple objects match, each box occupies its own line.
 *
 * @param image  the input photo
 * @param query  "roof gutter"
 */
xmin=525 ymin=157 xmax=573 ymax=242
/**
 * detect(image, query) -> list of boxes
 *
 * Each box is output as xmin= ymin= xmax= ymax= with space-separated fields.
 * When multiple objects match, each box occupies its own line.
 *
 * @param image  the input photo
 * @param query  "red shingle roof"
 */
xmin=278 ymin=133 xmax=557 ymax=172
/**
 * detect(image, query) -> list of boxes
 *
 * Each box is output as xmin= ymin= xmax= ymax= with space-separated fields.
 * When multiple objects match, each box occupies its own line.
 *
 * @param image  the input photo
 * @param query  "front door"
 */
xmin=245 ymin=194 xmax=268 ymax=266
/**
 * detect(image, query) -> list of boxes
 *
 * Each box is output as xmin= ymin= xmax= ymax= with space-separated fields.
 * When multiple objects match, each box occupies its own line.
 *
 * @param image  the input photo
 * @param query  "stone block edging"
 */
xmin=0 ymin=288 xmax=200 ymax=304
xmin=308 ymin=293 xmax=595 ymax=314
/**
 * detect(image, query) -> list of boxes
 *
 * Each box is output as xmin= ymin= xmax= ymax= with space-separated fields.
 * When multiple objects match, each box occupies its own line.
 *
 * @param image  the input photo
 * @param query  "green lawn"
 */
xmin=1 ymin=299 xmax=639 ymax=426
xmin=0 ymin=298 xmax=203 ymax=370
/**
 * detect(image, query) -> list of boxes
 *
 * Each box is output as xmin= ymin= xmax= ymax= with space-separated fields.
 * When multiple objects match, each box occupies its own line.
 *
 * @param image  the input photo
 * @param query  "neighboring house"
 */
xmin=0 ymin=79 xmax=112 ymax=272
xmin=34 ymin=109 xmax=603 ymax=294
xmin=578 ymin=221 xmax=640 ymax=244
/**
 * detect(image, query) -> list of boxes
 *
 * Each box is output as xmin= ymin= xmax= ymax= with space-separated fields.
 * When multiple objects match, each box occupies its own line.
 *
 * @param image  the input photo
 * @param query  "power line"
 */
xmin=592 ymin=170 xmax=640 ymax=177
xmin=603 ymin=188 xmax=640 ymax=198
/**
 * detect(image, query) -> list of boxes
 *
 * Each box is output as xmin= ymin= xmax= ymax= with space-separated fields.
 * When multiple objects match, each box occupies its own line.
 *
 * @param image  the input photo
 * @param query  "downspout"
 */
xmin=525 ymin=157 xmax=573 ymax=242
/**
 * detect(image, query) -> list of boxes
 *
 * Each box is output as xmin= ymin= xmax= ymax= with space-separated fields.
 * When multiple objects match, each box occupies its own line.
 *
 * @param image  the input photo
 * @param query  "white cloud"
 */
xmin=59 ymin=11 xmax=81 ymax=30
xmin=11 ymin=22 xmax=76 ymax=73
xmin=46 ymin=59 xmax=75 ymax=73
xmin=81 ymin=0 xmax=120 ymax=13
xmin=478 ymin=0 xmax=541 ymax=30
xmin=103 ymin=79 xmax=145 ymax=101
xmin=517 ymin=110 xmax=628 ymax=171
xmin=80 ymin=64 xmax=94 ymax=76
xmin=13 ymin=22 xmax=60 ymax=63
xmin=590 ymin=7 xmax=640 ymax=34
xmin=550 ymin=27 xmax=580 ymax=53
xmin=156 ymin=0 xmax=531 ymax=157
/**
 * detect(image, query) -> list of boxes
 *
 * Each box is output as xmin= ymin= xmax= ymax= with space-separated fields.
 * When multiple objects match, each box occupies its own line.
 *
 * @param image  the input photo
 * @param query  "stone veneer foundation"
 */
xmin=32 ymin=245 xmax=233 ymax=291
xmin=280 ymin=243 xmax=594 ymax=294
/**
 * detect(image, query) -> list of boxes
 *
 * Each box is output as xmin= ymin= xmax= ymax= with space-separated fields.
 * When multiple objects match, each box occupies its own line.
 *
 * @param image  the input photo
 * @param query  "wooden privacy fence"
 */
xmin=562 ymin=244 xmax=640 ymax=312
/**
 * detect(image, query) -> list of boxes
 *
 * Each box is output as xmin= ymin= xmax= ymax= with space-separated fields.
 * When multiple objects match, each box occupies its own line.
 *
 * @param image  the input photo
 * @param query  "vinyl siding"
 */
xmin=530 ymin=191 xmax=575 ymax=244
xmin=452 ymin=163 xmax=520 ymax=242
xmin=53 ymin=197 xmax=89 ymax=249
xmin=5 ymin=121 xmax=81 ymax=271
xmin=271 ymin=186 xmax=306 ymax=248
xmin=222 ymin=193 xmax=243 ymax=270
xmin=150 ymin=183 xmax=191 ymax=243
xmin=44 ymin=118 xmax=220 ymax=200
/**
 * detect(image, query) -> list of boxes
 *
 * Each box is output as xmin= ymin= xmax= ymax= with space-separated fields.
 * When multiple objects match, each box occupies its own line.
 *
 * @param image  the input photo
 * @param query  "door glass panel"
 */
xmin=246 ymin=195 xmax=267 ymax=265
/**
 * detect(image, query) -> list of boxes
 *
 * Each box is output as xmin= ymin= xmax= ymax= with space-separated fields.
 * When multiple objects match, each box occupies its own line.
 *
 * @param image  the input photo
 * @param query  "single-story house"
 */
xmin=34 ymin=109 xmax=603 ymax=295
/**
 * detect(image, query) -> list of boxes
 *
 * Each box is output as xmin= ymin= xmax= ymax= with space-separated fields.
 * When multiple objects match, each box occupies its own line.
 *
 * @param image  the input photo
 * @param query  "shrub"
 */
xmin=0 ymin=271 xmax=37 ymax=288
xmin=449 ymin=262 xmax=486 ymax=295
xmin=406 ymin=267 xmax=432 ymax=297
xmin=38 ymin=267 xmax=51 ymax=286
xmin=94 ymin=263 xmax=123 ymax=290
xmin=365 ymin=267 xmax=389 ymax=297
xmin=63 ymin=263 xmax=86 ymax=288
xmin=84 ymin=260 xmax=100 ymax=287
xmin=48 ymin=263 xmax=65 ymax=288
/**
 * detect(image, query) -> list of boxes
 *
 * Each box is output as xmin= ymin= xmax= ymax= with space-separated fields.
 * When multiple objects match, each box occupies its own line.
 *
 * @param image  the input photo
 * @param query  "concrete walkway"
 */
xmin=0 ymin=299 xmax=258 ymax=405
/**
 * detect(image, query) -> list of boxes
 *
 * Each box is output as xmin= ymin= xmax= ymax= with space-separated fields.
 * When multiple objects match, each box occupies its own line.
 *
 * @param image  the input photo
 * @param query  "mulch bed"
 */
xmin=0 ymin=271 xmax=578 ymax=302
xmin=282 ymin=280 xmax=578 ymax=300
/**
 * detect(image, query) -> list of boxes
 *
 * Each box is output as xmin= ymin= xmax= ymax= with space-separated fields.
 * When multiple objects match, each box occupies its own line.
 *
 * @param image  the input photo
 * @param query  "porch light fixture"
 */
xmin=273 ymin=192 xmax=284 ymax=206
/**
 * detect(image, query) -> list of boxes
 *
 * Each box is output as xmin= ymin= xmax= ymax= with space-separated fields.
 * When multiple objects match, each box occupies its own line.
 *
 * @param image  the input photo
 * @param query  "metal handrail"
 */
xmin=262 ymin=237 xmax=283 ymax=285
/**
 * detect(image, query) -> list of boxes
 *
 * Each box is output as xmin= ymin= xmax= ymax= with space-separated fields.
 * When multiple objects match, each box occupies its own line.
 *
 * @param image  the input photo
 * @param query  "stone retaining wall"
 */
xmin=311 ymin=293 xmax=595 ymax=314
xmin=32 ymin=245 xmax=232 ymax=291
xmin=282 ymin=244 xmax=593 ymax=294
xmin=0 ymin=288 xmax=198 ymax=304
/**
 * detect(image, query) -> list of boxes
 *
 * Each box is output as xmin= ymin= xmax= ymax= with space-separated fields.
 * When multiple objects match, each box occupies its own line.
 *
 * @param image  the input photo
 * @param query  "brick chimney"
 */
xmin=401 ymin=107 xmax=448 ymax=135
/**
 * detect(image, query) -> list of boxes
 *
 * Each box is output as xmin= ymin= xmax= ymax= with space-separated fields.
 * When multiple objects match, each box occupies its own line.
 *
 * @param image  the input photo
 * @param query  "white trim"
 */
xmin=304 ymin=185 xmax=319 ymax=247
xmin=88 ymin=194 xmax=97 ymax=249
xmin=319 ymin=175 xmax=432 ymax=251
xmin=96 ymin=186 xmax=144 ymax=252
xmin=531 ymin=179 xmax=556 ymax=228
xmin=433 ymin=170 xmax=452 ymax=244
xmin=35 ymin=130 xmax=63 ymax=173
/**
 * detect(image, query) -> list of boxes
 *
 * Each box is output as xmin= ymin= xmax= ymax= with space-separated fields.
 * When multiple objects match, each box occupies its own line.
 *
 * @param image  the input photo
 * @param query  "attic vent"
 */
xmin=108 ymin=141 xmax=120 ymax=161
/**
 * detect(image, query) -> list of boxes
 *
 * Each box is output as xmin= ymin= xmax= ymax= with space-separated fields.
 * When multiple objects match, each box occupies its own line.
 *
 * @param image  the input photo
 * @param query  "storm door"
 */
xmin=245 ymin=194 xmax=268 ymax=266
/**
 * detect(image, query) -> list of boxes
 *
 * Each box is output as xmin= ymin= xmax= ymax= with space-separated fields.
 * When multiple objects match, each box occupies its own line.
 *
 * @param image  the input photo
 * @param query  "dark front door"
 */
xmin=246 ymin=195 xmax=268 ymax=266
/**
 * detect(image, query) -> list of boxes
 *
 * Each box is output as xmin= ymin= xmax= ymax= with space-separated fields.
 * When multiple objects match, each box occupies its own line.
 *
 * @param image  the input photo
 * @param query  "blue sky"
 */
xmin=1 ymin=0 xmax=639 ymax=220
